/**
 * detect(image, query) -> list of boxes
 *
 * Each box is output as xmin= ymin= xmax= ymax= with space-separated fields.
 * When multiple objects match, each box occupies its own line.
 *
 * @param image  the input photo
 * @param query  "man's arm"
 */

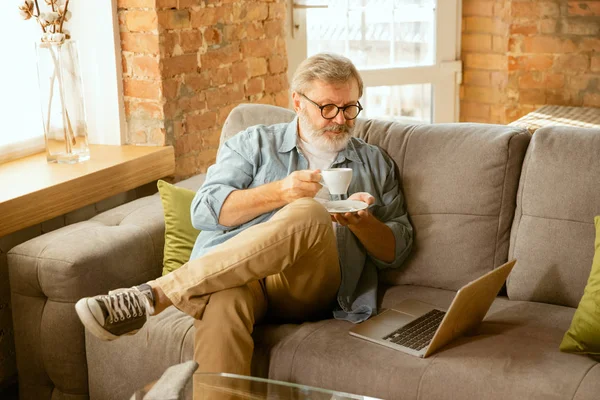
xmin=218 ymin=170 xmax=323 ymax=227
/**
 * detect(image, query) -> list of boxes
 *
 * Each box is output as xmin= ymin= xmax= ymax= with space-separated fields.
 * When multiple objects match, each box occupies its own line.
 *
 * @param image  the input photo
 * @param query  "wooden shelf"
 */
xmin=0 ymin=145 xmax=175 ymax=237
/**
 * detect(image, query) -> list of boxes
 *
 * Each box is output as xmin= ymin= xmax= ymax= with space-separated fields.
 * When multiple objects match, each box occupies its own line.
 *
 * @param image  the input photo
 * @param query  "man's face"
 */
xmin=295 ymin=79 xmax=360 ymax=152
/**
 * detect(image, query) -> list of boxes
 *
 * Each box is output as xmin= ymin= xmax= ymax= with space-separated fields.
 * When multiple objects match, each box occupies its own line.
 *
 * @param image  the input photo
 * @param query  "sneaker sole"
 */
xmin=75 ymin=298 xmax=120 ymax=341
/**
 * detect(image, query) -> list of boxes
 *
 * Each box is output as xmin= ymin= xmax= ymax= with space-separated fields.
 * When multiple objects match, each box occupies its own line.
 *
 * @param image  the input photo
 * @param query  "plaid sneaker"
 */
xmin=75 ymin=284 xmax=155 ymax=341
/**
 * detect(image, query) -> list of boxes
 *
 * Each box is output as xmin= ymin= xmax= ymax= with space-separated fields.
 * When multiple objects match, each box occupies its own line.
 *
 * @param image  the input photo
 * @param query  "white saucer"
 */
xmin=324 ymin=200 xmax=368 ymax=214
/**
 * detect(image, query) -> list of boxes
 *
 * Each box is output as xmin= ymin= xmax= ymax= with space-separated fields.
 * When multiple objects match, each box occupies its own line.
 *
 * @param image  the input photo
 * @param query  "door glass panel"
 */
xmin=306 ymin=0 xmax=436 ymax=69
xmin=361 ymin=84 xmax=432 ymax=124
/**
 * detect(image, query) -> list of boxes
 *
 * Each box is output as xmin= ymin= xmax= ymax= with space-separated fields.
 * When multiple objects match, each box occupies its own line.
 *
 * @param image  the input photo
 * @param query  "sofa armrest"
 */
xmin=8 ymin=194 xmax=167 ymax=400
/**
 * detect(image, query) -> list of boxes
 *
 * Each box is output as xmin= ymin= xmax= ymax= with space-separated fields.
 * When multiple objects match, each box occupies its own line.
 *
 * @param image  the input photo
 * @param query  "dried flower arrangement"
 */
xmin=19 ymin=0 xmax=71 ymax=43
xmin=19 ymin=0 xmax=80 ymax=153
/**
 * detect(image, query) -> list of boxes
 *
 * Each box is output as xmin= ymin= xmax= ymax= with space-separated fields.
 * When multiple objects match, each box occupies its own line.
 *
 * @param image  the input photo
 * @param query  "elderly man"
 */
xmin=75 ymin=53 xmax=413 ymax=374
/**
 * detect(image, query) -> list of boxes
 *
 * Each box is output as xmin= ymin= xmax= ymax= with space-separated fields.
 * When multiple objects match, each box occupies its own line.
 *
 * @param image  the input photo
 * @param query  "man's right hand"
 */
xmin=278 ymin=170 xmax=323 ymax=204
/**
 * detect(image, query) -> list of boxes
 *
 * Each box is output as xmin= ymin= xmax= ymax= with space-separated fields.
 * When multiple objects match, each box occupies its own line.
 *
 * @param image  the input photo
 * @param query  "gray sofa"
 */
xmin=8 ymin=104 xmax=600 ymax=400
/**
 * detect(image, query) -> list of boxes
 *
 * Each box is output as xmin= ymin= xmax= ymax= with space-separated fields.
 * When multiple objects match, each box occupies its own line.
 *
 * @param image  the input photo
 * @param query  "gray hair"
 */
xmin=290 ymin=53 xmax=364 ymax=98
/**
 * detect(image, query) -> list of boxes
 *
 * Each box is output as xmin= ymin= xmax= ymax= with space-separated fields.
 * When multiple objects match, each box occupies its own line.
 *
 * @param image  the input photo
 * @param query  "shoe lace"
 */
xmin=101 ymin=288 xmax=153 ymax=323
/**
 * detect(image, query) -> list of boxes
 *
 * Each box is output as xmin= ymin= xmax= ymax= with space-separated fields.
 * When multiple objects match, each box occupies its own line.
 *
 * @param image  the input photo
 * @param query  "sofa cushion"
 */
xmin=560 ymin=216 xmax=600 ymax=359
xmin=508 ymin=127 xmax=600 ymax=307
xmin=364 ymin=123 xmax=531 ymax=290
xmin=266 ymin=285 xmax=597 ymax=400
xmin=157 ymin=180 xmax=200 ymax=275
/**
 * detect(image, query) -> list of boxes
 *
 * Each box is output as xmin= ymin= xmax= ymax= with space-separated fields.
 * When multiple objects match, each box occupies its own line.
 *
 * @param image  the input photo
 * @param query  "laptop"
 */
xmin=349 ymin=259 xmax=516 ymax=358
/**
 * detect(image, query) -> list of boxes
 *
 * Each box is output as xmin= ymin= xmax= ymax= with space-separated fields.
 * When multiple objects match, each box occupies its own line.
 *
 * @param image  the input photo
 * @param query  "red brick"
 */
xmin=125 ymin=100 xmax=164 ymax=119
xmin=264 ymin=20 xmax=284 ymax=37
xmin=123 ymin=79 xmax=161 ymax=100
xmin=510 ymin=22 xmax=537 ymax=35
xmin=540 ymin=19 xmax=558 ymax=34
xmin=117 ymin=0 xmax=155 ymax=8
xmin=162 ymin=78 xmax=180 ymax=99
xmin=231 ymin=61 xmax=249 ymax=82
xmin=462 ymin=34 xmax=492 ymax=52
xmin=163 ymin=53 xmax=199 ymax=77
xmin=186 ymin=111 xmax=218 ymax=133
xmin=204 ymin=27 xmax=222 ymax=46
xmin=463 ymin=17 xmax=495 ymax=33
xmin=463 ymin=0 xmax=493 ymax=17
xmin=158 ymin=9 xmax=191 ymax=30
xmin=583 ymin=93 xmax=600 ymax=107
xmin=175 ymin=155 xmax=199 ymax=179
xmin=223 ymin=24 xmax=247 ymax=42
xmin=185 ymin=73 xmax=211 ymax=92
xmin=162 ymin=31 xmax=180 ymax=57
xmin=201 ymin=44 xmax=241 ymax=69
xmin=519 ymin=89 xmax=546 ymax=105
xmin=245 ymin=77 xmax=264 ymax=96
xmin=491 ymin=71 xmax=508 ymax=88
xmin=246 ymin=22 xmax=266 ymax=40
xmin=206 ymin=84 xmax=245 ymax=108
xmin=210 ymin=67 xmax=231 ymax=86
xmin=567 ymin=1 xmax=600 ymax=16
xmin=268 ymin=55 xmax=287 ymax=74
xmin=554 ymin=54 xmax=590 ymax=73
xmin=177 ymin=93 xmax=207 ymax=114
xmin=464 ymin=53 xmax=506 ymax=70
xmin=247 ymin=57 xmax=268 ymax=76
xmin=196 ymin=151 xmax=217 ymax=174
xmin=463 ymin=71 xmax=491 ymax=86
xmin=217 ymin=103 xmax=240 ymax=125
xmin=464 ymin=86 xmax=500 ymax=103
xmin=190 ymin=5 xmax=232 ymax=27
xmin=132 ymin=55 xmax=161 ymax=78
xmin=268 ymin=3 xmax=286 ymax=20
xmin=512 ymin=2 xmax=559 ymax=18
xmin=492 ymin=36 xmax=507 ymax=53
xmin=508 ymin=55 xmax=554 ymax=71
xmin=201 ymin=129 xmax=223 ymax=149
xmin=568 ymin=75 xmax=597 ymax=91
xmin=178 ymin=0 xmax=204 ymax=8
xmin=591 ymin=56 xmax=600 ymax=72
xmin=561 ymin=19 xmax=600 ymax=36
xmin=518 ymin=72 xmax=564 ymax=89
xmin=460 ymin=102 xmax=491 ymax=119
xmin=175 ymin=133 xmax=202 ymax=158
xmin=122 ymin=54 xmax=132 ymax=77
xmin=580 ymin=38 xmax=600 ymax=51
xmin=274 ymin=90 xmax=290 ymax=108
xmin=156 ymin=0 xmax=178 ymax=7
xmin=241 ymin=39 xmax=276 ymax=58
xmin=233 ymin=3 xmax=269 ymax=23
xmin=522 ymin=37 xmax=578 ymax=53
xmin=120 ymin=32 xmax=160 ymax=54
xmin=179 ymin=30 xmax=204 ymax=53
xmin=125 ymin=10 xmax=158 ymax=32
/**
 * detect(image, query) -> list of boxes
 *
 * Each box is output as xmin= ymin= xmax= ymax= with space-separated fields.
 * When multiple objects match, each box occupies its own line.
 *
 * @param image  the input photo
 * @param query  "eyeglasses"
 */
xmin=299 ymin=93 xmax=363 ymax=120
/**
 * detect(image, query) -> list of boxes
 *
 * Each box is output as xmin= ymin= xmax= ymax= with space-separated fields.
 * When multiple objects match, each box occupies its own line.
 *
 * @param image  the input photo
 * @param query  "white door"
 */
xmin=286 ymin=0 xmax=462 ymax=124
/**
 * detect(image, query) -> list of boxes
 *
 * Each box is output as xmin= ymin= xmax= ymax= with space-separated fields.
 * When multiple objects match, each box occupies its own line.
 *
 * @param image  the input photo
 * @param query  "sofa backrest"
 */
xmin=221 ymin=104 xmax=531 ymax=291
xmin=508 ymin=126 xmax=600 ymax=308
xmin=358 ymin=122 xmax=531 ymax=289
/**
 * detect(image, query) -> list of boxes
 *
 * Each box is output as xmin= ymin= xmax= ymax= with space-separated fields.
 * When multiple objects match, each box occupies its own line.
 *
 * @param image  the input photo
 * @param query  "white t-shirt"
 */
xmin=296 ymin=136 xmax=337 ymax=203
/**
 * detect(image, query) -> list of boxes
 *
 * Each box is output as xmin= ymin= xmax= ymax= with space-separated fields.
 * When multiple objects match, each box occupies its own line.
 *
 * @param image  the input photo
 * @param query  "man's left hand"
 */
xmin=331 ymin=192 xmax=375 ymax=226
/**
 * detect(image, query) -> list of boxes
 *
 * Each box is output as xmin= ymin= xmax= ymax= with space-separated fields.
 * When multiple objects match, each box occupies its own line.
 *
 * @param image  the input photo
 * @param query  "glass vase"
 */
xmin=35 ymin=39 xmax=90 ymax=164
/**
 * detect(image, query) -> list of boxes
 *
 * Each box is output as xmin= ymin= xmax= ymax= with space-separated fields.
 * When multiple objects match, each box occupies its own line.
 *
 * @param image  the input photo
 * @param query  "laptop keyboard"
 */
xmin=382 ymin=309 xmax=446 ymax=351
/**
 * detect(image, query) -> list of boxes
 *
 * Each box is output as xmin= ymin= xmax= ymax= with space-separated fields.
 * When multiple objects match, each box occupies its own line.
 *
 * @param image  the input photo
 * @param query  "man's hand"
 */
xmin=331 ymin=192 xmax=375 ymax=226
xmin=278 ymin=170 xmax=323 ymax=204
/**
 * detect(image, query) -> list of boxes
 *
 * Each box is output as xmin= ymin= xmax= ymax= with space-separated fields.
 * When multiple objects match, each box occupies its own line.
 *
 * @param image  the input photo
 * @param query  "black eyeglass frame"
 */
xmin=299 ymin=93 xmax=363 ymax=120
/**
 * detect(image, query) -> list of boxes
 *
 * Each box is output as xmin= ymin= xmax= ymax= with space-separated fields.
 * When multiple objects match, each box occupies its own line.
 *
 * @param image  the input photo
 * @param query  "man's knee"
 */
xmin=286 ymin=198 xmax=331 ymax=226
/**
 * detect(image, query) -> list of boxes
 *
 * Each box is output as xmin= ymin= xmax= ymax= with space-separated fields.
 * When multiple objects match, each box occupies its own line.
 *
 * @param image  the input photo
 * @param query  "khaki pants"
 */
xmin=156 ymin=198 xmax=341 ymax=374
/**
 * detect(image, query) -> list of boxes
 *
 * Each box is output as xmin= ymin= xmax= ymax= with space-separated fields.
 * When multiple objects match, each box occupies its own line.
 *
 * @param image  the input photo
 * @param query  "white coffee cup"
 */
xmin=321 ymin=168 xmax=353 ymax=195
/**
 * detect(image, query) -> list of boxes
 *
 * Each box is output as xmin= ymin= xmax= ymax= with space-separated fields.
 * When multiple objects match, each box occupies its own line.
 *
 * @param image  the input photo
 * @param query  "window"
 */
xmin=287 ymin=0 xmax=462 ymax=124
xmin=1 ymin=1 xmax=125 ymax=164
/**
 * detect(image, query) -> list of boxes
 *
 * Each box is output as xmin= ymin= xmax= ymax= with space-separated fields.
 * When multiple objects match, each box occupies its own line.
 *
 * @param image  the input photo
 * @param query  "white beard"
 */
xmin=298 ymin=109 xmax=353 ymax=153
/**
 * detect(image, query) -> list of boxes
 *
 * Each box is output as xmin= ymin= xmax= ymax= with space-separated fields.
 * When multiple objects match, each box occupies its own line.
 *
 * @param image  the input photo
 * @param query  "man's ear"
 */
xmin=291 ymin=92 xmax=302 ymax=113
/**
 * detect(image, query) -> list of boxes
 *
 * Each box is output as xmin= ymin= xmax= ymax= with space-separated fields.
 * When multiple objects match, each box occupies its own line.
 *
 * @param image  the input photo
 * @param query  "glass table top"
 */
xmin=192 ymin=373 xmax=383 ymax=400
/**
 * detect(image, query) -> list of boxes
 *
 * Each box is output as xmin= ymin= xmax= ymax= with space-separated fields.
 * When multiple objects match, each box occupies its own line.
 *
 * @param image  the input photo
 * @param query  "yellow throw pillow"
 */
xmin=560 ymin=216 xmax=600 ymax=360
xmin=157 ymin=180 xmax=201 ymax=276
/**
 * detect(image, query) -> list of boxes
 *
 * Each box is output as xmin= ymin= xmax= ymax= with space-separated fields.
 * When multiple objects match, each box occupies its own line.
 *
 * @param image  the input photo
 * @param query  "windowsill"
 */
xmin=0 ymin=144 xmax=175 ymax=238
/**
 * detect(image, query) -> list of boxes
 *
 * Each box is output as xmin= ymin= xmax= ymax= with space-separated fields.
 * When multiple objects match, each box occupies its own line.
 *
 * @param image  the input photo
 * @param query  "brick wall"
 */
xmin=461 ymin=0 xmax=600 ymax=123
xmin=117 ymin=0 xmax=290 ymax=180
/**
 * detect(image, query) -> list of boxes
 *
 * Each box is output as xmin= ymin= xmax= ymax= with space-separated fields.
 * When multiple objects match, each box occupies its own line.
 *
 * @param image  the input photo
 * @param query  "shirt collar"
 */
xmin=279 ymin=116 xmax=363 ymax=165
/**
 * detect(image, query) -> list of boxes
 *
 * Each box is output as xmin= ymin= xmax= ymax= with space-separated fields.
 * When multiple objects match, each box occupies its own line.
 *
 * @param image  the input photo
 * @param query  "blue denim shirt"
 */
xmin=190 ymin=117 xmax=413 ymax=323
